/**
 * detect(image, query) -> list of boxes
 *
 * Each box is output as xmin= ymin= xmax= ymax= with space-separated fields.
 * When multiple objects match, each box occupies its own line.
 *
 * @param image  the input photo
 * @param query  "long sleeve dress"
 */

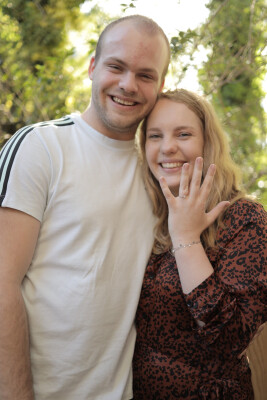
xmin=133 ymin=198 xmax=267 ymax=400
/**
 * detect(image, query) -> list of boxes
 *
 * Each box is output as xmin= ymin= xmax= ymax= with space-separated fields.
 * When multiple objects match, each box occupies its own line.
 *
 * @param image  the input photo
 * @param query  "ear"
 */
xmin=88 ymin=56 xmax=96 ymax=80
xmin=159 ymin=79 xmax=165 ymax=93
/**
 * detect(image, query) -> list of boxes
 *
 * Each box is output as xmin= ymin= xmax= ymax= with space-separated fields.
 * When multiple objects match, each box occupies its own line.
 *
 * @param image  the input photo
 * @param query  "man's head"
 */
xmin=94 ymin=15 xmax=170 ymax=82
xmin=83 ymin=15 xmax=171 ymax=140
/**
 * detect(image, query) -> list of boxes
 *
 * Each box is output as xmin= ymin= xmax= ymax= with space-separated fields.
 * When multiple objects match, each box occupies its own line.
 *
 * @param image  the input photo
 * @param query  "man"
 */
xmin=0 ymin=15 xmax=170 ymax=400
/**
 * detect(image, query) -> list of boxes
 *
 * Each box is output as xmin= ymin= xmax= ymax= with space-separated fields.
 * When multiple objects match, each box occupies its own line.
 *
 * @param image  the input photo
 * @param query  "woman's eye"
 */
xmin=148 ymin=134 xmax=160 ymax=139
xmin=179 ymin=132 xmax=191 ymax=137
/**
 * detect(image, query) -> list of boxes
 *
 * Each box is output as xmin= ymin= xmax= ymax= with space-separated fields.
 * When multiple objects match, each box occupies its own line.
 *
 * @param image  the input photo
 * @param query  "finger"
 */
xmin=159 ymin=176 xmax=174 ymax=205
xmin=190 ymin=157 xmax=204 ymax=196
xmin=206 ymin=201 xmax=230 ymax=226
xmin=179 ymin=163 xmax=190 ymax=198
xmin=198 ymin=163 xmax=216 ymax=200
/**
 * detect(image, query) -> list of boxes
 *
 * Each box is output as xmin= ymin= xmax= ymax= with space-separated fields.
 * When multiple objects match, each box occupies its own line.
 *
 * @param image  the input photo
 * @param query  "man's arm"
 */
xmin=0 ymin=207 xmax=40 ymax=400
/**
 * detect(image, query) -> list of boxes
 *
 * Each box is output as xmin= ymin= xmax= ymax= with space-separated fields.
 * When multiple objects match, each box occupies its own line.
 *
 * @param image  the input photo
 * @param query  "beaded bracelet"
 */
xmin=171 ymin=240 xmax=201 ymax=254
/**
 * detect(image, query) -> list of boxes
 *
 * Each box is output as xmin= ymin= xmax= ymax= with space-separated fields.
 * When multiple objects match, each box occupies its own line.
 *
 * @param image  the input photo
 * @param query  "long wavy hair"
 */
xmin=138 ymin=89 xmax=247 ymax=254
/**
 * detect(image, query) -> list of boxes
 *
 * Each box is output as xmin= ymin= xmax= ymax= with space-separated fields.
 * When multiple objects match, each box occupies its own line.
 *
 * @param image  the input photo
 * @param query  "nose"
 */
xmin=119 ymin=72 xmax=138 ymax=94
xmin=161 ymin=136 xmax=178 ymax=154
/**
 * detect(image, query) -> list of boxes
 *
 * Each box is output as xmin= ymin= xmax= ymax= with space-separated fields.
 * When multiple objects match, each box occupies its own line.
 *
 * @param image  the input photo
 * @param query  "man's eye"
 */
xmin=140 ymin=74 xmax=153 ymax=80
xmin=108 ymin=65 xmax=121 ymax=71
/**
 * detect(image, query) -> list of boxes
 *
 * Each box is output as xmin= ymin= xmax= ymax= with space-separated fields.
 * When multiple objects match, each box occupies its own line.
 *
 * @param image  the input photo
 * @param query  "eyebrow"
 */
xmin=146 ymin=127 xmax=162 ymax=132
xmin=147 ymin=125 xmax=196 ymax=131
xmin=174 ymin=125 xmax=196 ymax=131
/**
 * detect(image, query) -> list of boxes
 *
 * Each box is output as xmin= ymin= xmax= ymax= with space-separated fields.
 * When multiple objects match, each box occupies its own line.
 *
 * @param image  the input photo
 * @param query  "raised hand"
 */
xmin=159 ymin=157 xmax=230 ymax=246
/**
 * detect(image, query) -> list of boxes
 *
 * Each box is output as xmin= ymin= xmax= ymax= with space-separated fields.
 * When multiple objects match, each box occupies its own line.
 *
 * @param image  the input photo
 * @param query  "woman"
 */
xmin=133 ymin=89 xmax=266 ymax=399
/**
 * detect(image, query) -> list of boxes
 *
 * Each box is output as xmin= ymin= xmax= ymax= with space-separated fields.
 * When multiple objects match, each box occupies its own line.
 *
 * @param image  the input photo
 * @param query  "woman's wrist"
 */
xmin=171 ymin=239 xmax=201 ymax=254
xmin=171 ymin=235 xmax=201 ymax=247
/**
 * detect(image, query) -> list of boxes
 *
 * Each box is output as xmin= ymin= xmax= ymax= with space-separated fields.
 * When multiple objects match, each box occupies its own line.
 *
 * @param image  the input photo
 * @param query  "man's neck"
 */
xmin=81 ymin=106 xmax=136 ymax=141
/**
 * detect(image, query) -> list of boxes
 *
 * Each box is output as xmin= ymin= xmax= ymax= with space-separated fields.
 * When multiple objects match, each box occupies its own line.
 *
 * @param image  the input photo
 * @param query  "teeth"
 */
xmin=113 ymin=96 xmax=135 ymax=106
xmin=161 ymin=162 xmax=183 ymax=168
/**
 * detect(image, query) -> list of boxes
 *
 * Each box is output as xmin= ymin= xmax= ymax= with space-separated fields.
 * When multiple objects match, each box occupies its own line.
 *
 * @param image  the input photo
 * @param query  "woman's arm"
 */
xmin=184 ymin=200 xmax=266 ymax=352
xmin=160 ymin=158 xmax=266 ymax=352
xmin=160 ymin=157 xmax=229 ymax=294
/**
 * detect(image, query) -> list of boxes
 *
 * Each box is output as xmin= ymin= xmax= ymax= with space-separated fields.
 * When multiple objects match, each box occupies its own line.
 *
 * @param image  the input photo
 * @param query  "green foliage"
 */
xmin=169 ymin=0 xmax=266 ymax=205
xmin=0 ymin=0 xmax=266 ymax=206
xmin=170 ymin=29 xmax=198 ymax=58
xmin=120 ymin=1 xmax=137 ymax=13
xmin=0 ymin=0 xmax=87 ymax=146
xmin=0 ymin=0 xmax=117 ymax=149
xmin=197 ymin=0 xmax=267 ymax=204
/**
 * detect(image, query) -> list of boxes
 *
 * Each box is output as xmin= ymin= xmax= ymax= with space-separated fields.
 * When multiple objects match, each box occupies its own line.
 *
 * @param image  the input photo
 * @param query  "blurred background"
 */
xmin=0 ymin=0 xmax=266 ymax=206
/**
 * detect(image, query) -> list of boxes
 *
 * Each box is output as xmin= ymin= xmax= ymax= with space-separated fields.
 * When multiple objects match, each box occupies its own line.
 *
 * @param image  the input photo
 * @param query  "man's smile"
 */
xmin=111 ymin=96 xmax=138 ymax=106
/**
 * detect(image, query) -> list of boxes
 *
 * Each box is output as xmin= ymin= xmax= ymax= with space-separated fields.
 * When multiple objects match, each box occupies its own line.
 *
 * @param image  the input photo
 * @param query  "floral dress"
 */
xmin=133 ymin=199 xmax=267 ymax=399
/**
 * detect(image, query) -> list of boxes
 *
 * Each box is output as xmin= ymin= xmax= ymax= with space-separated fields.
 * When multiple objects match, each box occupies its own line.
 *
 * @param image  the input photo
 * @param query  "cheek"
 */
xmin=185 ymin=141 xmax=204 ymax=159
xmin=145 ymin=145 xmax=156 ymax=171
xmin=196 ymin=136 xmax=204 ymax=157
xmin=143 ymin=85 xmax=159 ymax=103
xmin=95 ymin=71 xmax=115 ymax=88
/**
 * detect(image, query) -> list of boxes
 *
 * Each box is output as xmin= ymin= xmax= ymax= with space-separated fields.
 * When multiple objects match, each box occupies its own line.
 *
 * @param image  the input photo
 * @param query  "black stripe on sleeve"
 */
xmin=0 ymin=117 xmax=74 ymax=205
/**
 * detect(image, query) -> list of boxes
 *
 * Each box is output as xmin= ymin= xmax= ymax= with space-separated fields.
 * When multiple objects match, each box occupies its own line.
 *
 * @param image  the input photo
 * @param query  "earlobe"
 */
xmin=88 ymin=56 xmax=96 ymax=80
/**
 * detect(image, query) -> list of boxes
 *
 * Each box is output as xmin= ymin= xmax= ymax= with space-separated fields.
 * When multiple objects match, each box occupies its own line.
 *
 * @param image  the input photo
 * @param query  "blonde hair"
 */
xmin=138 ymin=89 xmax=246 ymax=254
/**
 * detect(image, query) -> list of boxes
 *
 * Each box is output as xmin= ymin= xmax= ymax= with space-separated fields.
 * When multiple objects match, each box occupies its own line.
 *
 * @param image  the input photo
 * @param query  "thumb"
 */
xmin=206 ymin=201 xmax=230 ymax=226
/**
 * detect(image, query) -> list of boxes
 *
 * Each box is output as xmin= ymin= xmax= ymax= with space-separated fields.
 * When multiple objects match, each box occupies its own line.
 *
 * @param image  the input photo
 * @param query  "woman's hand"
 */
xmin=159 ymin=157 xmax=230 ymax=246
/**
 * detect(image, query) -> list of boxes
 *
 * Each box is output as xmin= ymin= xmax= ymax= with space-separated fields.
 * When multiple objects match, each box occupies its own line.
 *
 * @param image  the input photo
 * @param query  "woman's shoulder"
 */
xmin=216 ymin=197 xmax=266 ymax=245
xmin=224 ymin=197 xmax=266 ymax=225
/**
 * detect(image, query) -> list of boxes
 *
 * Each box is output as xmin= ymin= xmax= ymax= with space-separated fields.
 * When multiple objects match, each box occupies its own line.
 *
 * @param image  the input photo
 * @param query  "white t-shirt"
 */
xmin=0 ymin=114 xmax=155 ymax=400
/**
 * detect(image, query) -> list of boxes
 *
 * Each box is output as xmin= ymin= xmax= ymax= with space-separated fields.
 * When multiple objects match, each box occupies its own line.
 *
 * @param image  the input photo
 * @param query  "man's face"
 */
xmin=87 ymin=22 xmax=169 ymax=140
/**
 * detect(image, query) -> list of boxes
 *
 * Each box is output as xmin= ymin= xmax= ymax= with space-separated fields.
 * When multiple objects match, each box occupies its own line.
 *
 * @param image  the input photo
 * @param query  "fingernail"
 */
xmin=210 ymin=164 xmax=216 ymax=174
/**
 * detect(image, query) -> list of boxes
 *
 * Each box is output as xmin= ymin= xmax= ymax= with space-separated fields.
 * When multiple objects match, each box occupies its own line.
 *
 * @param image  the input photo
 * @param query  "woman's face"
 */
xmin=145 ymin=98 xmax=204 ymax=195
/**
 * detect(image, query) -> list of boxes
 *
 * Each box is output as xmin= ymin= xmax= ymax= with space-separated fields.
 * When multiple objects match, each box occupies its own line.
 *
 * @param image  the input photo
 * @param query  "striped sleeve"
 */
xmin=0 ymin=116 xmax=74 ymax=206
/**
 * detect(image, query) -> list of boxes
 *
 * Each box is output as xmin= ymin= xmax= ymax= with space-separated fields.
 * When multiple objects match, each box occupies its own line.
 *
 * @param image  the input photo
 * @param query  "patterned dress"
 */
xmin=133 ymin=199 xmax=267 ymax=399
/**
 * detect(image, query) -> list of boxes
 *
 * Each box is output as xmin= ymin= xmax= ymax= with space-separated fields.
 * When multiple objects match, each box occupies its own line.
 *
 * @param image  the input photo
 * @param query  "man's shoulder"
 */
xmin=25 ymin=115 xmax=75 ymax=134
xmin=1 ymin=115 xmax=76 ymax=157
xmin=3 ymin=115 xmax=74 ymax=148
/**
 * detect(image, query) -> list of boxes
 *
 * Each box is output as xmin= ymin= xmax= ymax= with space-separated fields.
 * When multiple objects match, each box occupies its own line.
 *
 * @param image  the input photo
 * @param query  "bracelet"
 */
xmin=171 ymin=240 xmax=201 ymax=254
